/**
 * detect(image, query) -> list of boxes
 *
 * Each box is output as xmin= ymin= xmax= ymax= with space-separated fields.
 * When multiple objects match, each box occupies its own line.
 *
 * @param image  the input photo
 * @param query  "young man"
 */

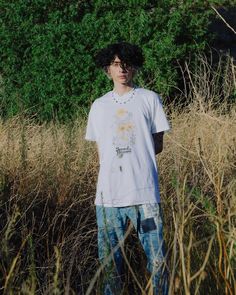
xmin=85 ymin=42 xmax=170 ymax=295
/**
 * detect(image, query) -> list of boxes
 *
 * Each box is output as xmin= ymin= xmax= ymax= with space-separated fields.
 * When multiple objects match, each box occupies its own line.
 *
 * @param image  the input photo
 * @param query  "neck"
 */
xmin=113 ymin=81 xmax=135 ymax=96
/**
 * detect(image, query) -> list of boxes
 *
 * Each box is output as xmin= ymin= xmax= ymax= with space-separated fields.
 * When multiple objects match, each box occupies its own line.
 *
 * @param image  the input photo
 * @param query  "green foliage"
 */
xmin=0 ymin=0 xmax=232 ymax=121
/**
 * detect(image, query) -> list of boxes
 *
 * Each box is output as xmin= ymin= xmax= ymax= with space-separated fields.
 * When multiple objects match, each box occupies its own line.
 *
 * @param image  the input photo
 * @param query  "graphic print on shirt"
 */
xmin=112 ymin=108 xmax=136 ymax=158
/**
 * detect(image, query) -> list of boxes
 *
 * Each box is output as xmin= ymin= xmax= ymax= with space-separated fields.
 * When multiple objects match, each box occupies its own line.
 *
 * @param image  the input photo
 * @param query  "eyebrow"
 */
xmin=110 ymin=61 xmax=133 ymax=68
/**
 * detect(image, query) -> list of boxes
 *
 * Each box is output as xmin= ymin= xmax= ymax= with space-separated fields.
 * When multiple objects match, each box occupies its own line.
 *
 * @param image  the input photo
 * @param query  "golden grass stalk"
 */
xmin=0 ymin=54 xmax=235 ymax=294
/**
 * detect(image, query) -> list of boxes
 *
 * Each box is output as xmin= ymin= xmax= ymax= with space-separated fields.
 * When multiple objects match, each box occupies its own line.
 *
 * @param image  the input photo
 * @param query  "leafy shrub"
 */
xmin=0 ymin=0 xmax=233 ymax=121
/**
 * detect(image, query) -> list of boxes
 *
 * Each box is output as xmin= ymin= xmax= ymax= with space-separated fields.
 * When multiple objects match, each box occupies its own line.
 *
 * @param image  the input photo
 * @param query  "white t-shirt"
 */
xmin=85 ymin=86 xmax=170 ymax=207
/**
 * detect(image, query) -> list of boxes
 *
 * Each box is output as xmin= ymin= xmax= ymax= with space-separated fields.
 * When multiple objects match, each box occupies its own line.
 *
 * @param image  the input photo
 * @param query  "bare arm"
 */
xmin=152 ymin=132 xmax=164 ymax=155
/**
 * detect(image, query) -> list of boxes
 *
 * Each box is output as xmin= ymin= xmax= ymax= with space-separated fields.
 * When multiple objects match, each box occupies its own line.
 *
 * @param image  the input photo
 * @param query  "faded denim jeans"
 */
xmin=96 ymin=203 xmax=168 ymax=295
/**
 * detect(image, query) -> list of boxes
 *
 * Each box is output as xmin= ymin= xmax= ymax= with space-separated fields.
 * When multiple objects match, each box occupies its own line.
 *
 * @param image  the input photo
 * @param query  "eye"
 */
xmin=111 ymin=62 xmax=120 ymax=67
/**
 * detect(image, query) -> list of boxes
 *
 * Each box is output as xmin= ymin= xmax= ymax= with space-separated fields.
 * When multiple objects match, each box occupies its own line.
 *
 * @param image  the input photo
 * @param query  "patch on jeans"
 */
xmin=141 ymin=217 xmax=157 ymax=233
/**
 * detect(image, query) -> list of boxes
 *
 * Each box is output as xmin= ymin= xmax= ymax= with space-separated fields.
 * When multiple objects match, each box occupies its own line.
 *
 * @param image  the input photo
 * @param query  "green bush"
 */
xmin=0 ymin=0 xmax=232 ymax=122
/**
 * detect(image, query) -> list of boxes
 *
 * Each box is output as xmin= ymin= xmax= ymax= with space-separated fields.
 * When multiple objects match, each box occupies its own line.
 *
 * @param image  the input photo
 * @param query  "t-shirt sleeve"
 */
xmin=85 ymin=102 xmax=98 ymax=141
xmin=150 ymin=92 xmax=170 ymax=134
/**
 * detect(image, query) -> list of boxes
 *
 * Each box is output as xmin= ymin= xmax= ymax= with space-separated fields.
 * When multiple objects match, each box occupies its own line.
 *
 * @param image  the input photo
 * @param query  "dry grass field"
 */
xmin=0 ymin=56 xmax=235 ymax=294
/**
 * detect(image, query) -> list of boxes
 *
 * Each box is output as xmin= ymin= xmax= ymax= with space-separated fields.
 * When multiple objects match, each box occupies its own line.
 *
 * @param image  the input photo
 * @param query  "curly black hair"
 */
xmin=94 ymin=41 xmax=144 ymax=70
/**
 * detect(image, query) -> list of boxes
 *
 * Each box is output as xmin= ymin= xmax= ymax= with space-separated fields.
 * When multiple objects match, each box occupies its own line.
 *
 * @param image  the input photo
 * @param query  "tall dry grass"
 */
xmin=0 ymin=55 xmax=235 ymax=294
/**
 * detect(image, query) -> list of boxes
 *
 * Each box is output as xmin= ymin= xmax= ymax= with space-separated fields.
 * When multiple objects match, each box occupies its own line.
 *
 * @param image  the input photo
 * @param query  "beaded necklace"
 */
xmin=112 ymin=87 xmax=136 ymax=104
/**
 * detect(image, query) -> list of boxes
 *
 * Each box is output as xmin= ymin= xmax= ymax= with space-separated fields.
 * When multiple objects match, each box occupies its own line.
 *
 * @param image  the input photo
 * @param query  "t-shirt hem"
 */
xmin=94 ymin=200 xmax=160 ymax=207
xmin=84 ymin=136 xmax=97 ymax=141
xmin=151 ymin=127 xmax=170 ymax=134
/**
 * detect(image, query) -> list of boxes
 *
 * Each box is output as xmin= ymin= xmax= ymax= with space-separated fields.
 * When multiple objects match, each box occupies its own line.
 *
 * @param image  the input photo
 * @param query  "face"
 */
xmin=106 ymin=56 xmax=136 ymax=85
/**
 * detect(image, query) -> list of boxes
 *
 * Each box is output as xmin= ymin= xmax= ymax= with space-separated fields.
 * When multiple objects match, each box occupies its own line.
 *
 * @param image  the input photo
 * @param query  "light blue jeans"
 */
xmin=96 ymin=203 xmax=168 ymax=295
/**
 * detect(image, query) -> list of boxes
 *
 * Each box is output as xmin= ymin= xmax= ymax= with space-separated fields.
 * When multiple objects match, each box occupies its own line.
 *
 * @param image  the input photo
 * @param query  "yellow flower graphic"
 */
xmin=117 ymin=123 xmax=134 ymax=133
xmin=112 ymin=108 xmax=136 ymax=147
xmin=116 ymin=108 xmax=128 ymax=117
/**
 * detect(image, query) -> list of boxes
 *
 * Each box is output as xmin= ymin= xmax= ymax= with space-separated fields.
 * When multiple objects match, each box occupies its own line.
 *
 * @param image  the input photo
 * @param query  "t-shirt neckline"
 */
xmin=112 ymin=86 xmax=136 ymax=97
xmin=111 ymin=85 xmax=139 ymax=104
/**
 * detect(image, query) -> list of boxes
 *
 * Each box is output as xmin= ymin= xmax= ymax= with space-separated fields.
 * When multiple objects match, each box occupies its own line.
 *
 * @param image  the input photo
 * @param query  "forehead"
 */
xmin=113 ymin=56 xmax=121 ymax=62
